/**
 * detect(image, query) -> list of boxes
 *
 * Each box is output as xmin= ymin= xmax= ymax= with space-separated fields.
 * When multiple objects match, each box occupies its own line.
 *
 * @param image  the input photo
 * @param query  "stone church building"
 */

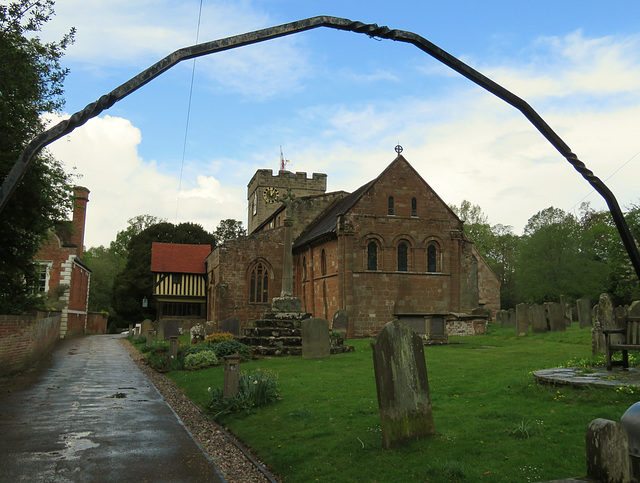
xmin=206 ymin=154 xmax=500 ymax=338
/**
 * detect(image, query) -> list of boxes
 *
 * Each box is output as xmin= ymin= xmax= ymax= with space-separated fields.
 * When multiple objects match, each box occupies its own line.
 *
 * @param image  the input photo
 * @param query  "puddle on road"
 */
xmin=41 ymin=431 xmax=100 ymax=460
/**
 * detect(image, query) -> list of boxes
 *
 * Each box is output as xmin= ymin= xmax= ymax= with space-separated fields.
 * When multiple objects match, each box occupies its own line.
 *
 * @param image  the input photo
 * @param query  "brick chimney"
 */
xmin=71 ymin=186 xmax=89 ymax=258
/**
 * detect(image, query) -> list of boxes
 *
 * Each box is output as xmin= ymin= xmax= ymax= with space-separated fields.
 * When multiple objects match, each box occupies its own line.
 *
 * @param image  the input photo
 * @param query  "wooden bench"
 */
xmin=603 ymin=316 xmax=640 ymax=371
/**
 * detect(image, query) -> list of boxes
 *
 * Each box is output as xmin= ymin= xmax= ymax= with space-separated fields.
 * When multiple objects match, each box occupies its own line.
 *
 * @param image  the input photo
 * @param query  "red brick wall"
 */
xmin=0 ymin=313 xmax=61 ymax=377
xmin=207 ymin=229 xmax=286 ymax=328
xmin=85 ymin=312 xmax=108 ymax=334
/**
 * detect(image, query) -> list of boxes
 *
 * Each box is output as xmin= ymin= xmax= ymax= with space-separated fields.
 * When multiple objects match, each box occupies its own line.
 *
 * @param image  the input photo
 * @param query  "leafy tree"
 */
xmin=111 ymin=222 xmax=216 ymax=325
xmin=516 ymin=207 xmax=608 ymax=304
xmin=579 ymin=202 xmax=640 ymax=304
xmin=110 ymin=214 xmax=166 ymax=257
xmin=214 ymin=218 xmax=246 ymax=244
xmin=83 ymin=245 xmax=125 ymax=314
xmin=0 ymin=0 xmax=75 ymax=313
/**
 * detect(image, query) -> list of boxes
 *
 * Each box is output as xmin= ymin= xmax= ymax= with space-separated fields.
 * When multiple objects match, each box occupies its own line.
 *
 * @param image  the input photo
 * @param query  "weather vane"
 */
xmin=395 ymin=144 xmax=403 ymax=155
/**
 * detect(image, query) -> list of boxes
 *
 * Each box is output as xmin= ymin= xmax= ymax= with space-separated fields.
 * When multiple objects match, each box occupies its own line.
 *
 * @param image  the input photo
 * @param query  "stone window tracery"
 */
xmin=249 ymin=262 xmax=269 ymax=303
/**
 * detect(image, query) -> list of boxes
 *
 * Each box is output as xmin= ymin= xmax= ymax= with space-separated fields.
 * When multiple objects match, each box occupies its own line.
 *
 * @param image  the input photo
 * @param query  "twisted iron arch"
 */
xmin=2 ymin=15 xmax=639 ymax=279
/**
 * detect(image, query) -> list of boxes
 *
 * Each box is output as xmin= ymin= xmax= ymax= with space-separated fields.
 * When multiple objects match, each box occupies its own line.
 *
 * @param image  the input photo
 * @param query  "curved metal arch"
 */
xmin=2 ymin=15 xmax=639 ymax=279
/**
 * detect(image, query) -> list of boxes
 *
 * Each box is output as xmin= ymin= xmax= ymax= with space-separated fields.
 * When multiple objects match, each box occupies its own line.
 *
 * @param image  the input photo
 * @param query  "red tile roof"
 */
xmin=150 ymin=242 xmax=211 ymax=274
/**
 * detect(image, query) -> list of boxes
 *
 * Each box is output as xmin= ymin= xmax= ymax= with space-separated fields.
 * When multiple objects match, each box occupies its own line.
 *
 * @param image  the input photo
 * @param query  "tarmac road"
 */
xmin=0 ymin=334 xmax=224 ymax=482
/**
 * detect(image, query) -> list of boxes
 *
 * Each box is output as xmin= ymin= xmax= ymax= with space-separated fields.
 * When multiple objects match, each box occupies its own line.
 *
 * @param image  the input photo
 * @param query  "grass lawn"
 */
xmin=166 ymin=324 xmax=639 ymax=482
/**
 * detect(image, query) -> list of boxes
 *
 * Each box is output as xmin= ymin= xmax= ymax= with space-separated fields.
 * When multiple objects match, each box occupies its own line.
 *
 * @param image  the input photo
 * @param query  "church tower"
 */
xmin=247 ymin=169 xmax=327 ymax=234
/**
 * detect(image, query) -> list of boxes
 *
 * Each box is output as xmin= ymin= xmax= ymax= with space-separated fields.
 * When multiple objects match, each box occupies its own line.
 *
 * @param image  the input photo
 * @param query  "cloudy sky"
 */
xmin=32 ymin=0 xmax=640 ymax=248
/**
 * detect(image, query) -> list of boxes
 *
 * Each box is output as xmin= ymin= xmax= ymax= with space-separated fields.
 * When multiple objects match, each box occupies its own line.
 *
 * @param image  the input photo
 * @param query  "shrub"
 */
xmin=184 ymin=350 xmax=219 ymax=369
xmin=207 ymin=368 xmax=280 ymax=419
xmin=205 ymin=332 xmax=234 ymax=345
xmin=185 ymin=345 xmax=216 ymax=355
xmin=213 ymin=340 xmax=253 ymax=360
xmin=131 ymin=334 xmax=147 ymax=345
xmin=145 ymin=347 xmax=184 ymax=372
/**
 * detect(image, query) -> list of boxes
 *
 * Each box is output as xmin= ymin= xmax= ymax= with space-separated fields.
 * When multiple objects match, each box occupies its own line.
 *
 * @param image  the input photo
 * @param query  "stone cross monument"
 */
xmin=271 ymin=189 xmax=303 ymax=313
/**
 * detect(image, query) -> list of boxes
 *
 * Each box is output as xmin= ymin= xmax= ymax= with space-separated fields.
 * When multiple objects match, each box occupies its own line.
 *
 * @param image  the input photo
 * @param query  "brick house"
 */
xmin=35 ymin=186 xmax=91 ymax=338
xmin=207 ymin=154 xmax=500 ymax=338
xmin=150 ymin=242 xmax=211 ymax=328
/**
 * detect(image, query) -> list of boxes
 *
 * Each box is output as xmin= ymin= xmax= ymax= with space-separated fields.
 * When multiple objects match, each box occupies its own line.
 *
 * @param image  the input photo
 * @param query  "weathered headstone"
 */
xmin=597 ymin=293 xmax=620 ymax=351
xmin=515 ymin=303 xmax=529 ymax=336
xmin=332 ymin=310 xmax=349 ymax=337
xmin=495 ymin=310 xmax=508 ymax=327
xmin=162 ymin=320 xmax=179 ymax=341
xmin=134 ymin=323 xmax=141 ymax=337
xmin=530 ymin=304 xmax=548 ymax=333
xmin=301 ymin=318 xmax=330 ymax=360
xmin=371 ymin=320 xmax=435 ymax=449
xmin=547 ymin=302 xmax=566 ymax=332
xmin=506 ymin=308 xmax=516 ymax=328
xmin=222 ymin=317 xmax=240 ymax=336
xmin=585 ymin=418 xmax=630 ymax=482
xmin=140 ymin=319 xmax=153 ymax=336
xmin=146 ymin=329 xmax=153 ymax=346
xmin=577 ymin=298 xmax=593 ymax=328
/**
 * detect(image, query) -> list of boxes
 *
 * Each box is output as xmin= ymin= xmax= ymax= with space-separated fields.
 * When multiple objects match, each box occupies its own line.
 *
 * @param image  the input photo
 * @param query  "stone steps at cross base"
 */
xmin=243 ymin=327 xmax=301 ymax=337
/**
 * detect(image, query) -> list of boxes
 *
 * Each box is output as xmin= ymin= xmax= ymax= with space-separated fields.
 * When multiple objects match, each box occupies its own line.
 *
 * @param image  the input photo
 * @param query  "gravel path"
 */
xmin=121 ymin=340 xmax=279 ymax=483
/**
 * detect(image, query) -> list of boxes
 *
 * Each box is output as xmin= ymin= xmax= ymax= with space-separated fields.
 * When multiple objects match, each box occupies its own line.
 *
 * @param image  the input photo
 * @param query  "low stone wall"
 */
xmin=446 ymin=318 xmax=487 ymax=336
xmin=0 ymin=312 xmax=61 ymax=377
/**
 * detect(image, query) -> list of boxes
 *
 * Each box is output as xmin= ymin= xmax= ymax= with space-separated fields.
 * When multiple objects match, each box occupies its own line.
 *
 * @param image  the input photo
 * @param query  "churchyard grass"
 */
xmin=167 ymin=324 xmax=640 ymax=482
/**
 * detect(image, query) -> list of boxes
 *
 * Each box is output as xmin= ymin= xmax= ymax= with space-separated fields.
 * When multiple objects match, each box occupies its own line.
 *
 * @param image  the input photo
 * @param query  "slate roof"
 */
xmin=150 ymin=242 xmax=211 ymax=274
xmin=293 ymin=180 xmax=374 ymax=248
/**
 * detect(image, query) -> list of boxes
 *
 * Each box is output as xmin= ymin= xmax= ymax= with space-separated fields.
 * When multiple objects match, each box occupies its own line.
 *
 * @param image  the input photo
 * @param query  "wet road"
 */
xmin=0 ymin=334 xmax=224 ymax=482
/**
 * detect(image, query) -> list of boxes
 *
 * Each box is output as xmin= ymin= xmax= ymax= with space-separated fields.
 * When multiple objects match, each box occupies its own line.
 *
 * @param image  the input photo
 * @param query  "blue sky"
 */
xmin=36 ymin=1 xmax=640 ymax=248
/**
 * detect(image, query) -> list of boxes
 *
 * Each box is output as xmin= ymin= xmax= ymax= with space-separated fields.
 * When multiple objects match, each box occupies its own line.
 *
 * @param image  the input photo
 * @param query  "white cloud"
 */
xmin=43 ymin=0 xmax=310 ymax=101
xmin=43 ymin=114 xmax=246 ymax=248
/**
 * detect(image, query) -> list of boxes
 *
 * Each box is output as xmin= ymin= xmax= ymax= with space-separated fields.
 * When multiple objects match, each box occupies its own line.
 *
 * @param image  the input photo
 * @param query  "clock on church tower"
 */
xmin=263 ymin=187 xmax=279 ymax=203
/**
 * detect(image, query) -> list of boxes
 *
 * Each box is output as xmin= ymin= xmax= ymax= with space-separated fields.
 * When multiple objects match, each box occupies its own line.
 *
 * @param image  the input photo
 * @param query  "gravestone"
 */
xmin=301 ymin=318 xmax=330 ymax=360
xmin=530 ymin=304 xmax=548 ymax=333
xmin=506 ymin=308 xmax=516 ymax=328
xmin=140 ymin=319 xmax=153 ymax=336
xmin=332 ymin=310 xmax=349 ymax=337
xmin=596 ymin=293 xmax=619 ymax=351
xmin=515 ymin=303 xmax=529 ymax=336
xmin=162 ymin=320 xmax=179 ymax=341
xmin=222 ymin=317 xmax=240 ymax=336
xmin=496 ymin=310 xmax=507 ymax=327
xmin=371 ymin=320 xmax=435 ymax=449
xmin=134 ymin=323 xmax=141 ymax=337
xmin=547 ymin=302 xmax=566 ymax=332
xmin=585 ymin=418 xmax=630 ymax=482
xmin=577 ymin=298 xmax=593 ymax=328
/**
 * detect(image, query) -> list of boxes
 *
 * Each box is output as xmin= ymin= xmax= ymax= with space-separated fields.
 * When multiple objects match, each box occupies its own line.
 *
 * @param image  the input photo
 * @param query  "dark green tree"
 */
xmin=214 ymin=218 xmax=246 ymax=244
xmin=0 ymin=0 xmax=76 ymax=313
xmin=516 ymin=207 xmax=608 ymax=304
xmin=579 ymin=202 xmax=640 ymax=305
xmin=111 ymin=222 xmax=216 ymax=325
xmin=83 ymin=246 xmax=126 ymax=314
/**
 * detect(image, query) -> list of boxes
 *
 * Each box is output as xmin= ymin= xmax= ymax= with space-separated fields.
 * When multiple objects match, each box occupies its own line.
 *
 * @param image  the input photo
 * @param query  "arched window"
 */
xmin=249 ymin=262 xmax=269 ymax=303
xmin=388 ymin=196 xmax=395 ymax=215
xmin=427 ymin=244 xmax=438 ymax=272
xmin=367 ymin=241 xmax=378 ymax=270
xmin=397 ymin=242 xmax=408 ymax=271
xmin=321 ymin=249 xmax=327 ymax=275
xmin=411 ymin=197 xmax=417 ymax=217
